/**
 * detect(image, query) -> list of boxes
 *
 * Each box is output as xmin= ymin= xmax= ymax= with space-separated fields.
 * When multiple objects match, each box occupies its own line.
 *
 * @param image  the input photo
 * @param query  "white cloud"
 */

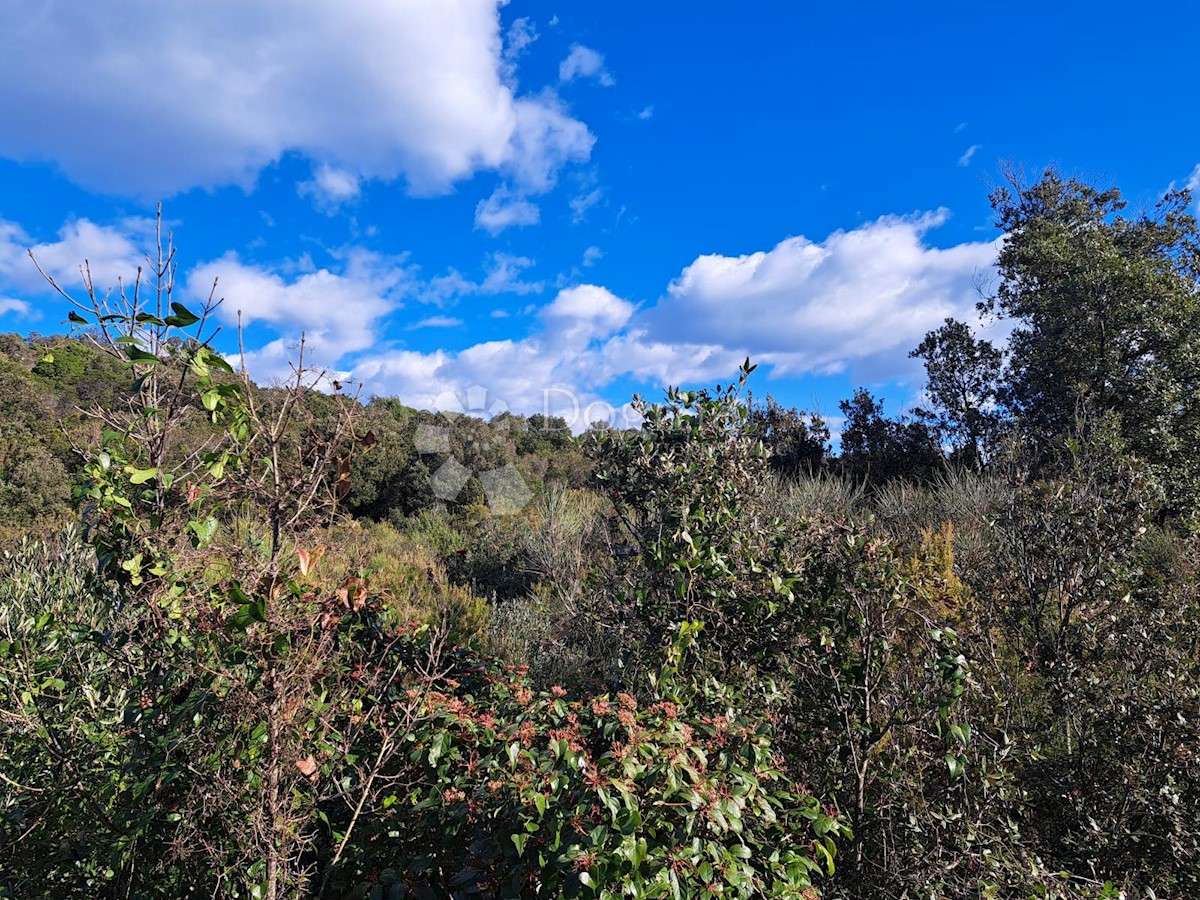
xmin=501 ymin=16 xmax=539 ymax=85
xmin=295 ymin=212 xmax=997 ymax=425
xmin=958 ymin=144 xmax=981 ymax=167
xmin=421 ymin=252 xmax=544 ymax=305
xmin=505 ymin=92 xmax=595 ymax=193
xmin=409 ymin=315 xmax=463 ymax=329
xmin=637 ymin=105 xmax=655 ymax=120
xmin=0 ymin=217 xmax=152 ymax=300
xmin=0 ymin=1 xmax=593 ymax=198
xmin=298 ymin=164 xmax=362 ymax=212
xmin=475 ymin=186 xmax=541 ymax=234
xmin=1187 ymin=163 xmax=1200 ymax=210
xmin=544 ymin=284 xmax=634 ymax=337
xmin=582 ymin=246 xmax=603 ymax=267
xmin=0 ymin=297 xmax=30 ymax=317
xmin=351 ymin=284 xmax=636 ymax=427
xmin=480 ymin=253 xmax=543 ymax=295
xmin=184 ymin=248 xmax=413 ymax=377
xmin=633 ymin=210 xmax=998 ymax=380
xmin=559 ymin=44 xmax=615 ymax=87
xmin=1 ymin=209 xmax=1000 ymax=433
xmin=569 ymin=188 xmax=604 ymax=224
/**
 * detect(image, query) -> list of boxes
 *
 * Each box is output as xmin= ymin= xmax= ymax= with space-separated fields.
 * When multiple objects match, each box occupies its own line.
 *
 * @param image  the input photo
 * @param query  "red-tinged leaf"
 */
xmin=296 ymin=755 xmax=319 ymax=784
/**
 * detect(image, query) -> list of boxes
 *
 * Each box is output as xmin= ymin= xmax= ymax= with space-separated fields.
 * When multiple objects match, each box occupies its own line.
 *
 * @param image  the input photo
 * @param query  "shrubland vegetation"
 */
xmin=2 ymin=170 xmax=1199 ymax=898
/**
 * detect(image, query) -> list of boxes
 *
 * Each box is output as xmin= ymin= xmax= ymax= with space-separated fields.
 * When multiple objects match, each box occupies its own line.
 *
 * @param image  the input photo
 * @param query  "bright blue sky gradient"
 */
xmin=1 ymin=1 xmax=1197 ymax=429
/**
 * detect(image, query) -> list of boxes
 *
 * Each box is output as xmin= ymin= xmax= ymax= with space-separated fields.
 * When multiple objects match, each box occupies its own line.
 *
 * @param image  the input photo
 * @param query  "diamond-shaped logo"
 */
xmin=415 ymin=385 xmax=531 ymax=515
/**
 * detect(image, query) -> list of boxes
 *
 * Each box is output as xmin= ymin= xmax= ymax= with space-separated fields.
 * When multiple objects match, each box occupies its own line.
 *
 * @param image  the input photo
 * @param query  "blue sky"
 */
xmin=1 ymin=0 xmax=1197 ymax=430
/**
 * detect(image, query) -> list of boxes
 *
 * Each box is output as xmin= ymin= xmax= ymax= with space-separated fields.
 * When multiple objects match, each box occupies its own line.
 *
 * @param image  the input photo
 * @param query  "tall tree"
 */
xmin=983 ymin=169 xmax=1200 ymax=518
xmin=910 ymin=317 xmax=1003 ymax=469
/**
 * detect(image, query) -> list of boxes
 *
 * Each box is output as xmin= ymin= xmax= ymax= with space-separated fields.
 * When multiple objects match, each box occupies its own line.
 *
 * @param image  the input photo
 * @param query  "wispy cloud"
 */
xmin=0 ymin=296 xmax=30 ymax=317
xmin=298 ymin=164 xmax=362 ymax=212
xmin=475 ymin=186 xmax=540 ymax=235
xmin=501 ymin=16 xmax=539 ymax=86
xmin=421 ymin=252 xmax=544 ymax=305
xmin=559 ymin=44 xmax=615 ymax=87
xmin=958 ymin=144 xmax=981 ymax=167
xmin=570 ymin=188 xmax=604 ymax=224
xmin=408 ymin=315 xmax=463 ymax=330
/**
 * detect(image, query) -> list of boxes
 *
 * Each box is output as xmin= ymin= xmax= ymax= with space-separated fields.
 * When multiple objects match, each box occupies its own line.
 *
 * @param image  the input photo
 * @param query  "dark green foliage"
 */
xmin=969 ymin=421 xmax=1200 ymax=892
xmin=344 ymin=399 xmax=435 ymax=520
xmin=748 ymin=395 xmax=830 ymax=478
xmin=984 ymin=169 xmax=1200 ymax=520
xmin=1 ymin=236 xmax=846 ymax=899
xmin=837 ymin=387 xmax=944 ymax=484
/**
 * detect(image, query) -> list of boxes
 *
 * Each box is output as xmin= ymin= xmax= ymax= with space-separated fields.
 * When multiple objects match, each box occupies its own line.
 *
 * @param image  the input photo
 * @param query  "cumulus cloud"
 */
xmin=634 ymin=210 xmax=998 ymax=380
xmin=184 ymin=248 xmax=413 ymax=378
xmin=352 ymin=284 xmax=636 ymax=426
xmin=0 ymin=1 xmax=593 ymax=198
xmin=504 ymin=92 xmax=595 ymax=194
xmin=559 ymin=45 xmax=615 ymax=86
xmin=0 ymin=217 xmax=152 ymax=300
xmin=0 ymin=208 xmax=1000 ymax=431
xmin=242 ymin=211 xmax=996 ymax=423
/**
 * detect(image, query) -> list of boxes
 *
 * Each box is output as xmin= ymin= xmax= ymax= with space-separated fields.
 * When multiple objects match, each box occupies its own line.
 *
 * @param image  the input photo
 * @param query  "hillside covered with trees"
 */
xmin=2 ymin=172 xmax=1199 ymax=899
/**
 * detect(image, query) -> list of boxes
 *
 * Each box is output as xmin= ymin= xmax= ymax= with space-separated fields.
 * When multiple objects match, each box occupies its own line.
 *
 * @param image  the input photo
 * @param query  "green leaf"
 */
xmin=945 ymin=752 xmax=964 ymax=779
xmin=428 ymin=730 xmax=450 ymax=767
xmin=68 ymin=310 xmax=88 ymax=324
xmin=188 ymin=516 xmax=218 ymax=548
xmin=125 ymin=347 xmax=160 ymax=364
xmin=165 ymin=302 xmax=200 ymax=327
xmin=201 ymin=389 xmax=222 ymax=412
xmin=125 ymin=466 xmax=159 ymax=485
xmin=135 ymin=313 xmax=166 ymax=326
xmin=630 ymin=836 xmax=648 ymax=869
